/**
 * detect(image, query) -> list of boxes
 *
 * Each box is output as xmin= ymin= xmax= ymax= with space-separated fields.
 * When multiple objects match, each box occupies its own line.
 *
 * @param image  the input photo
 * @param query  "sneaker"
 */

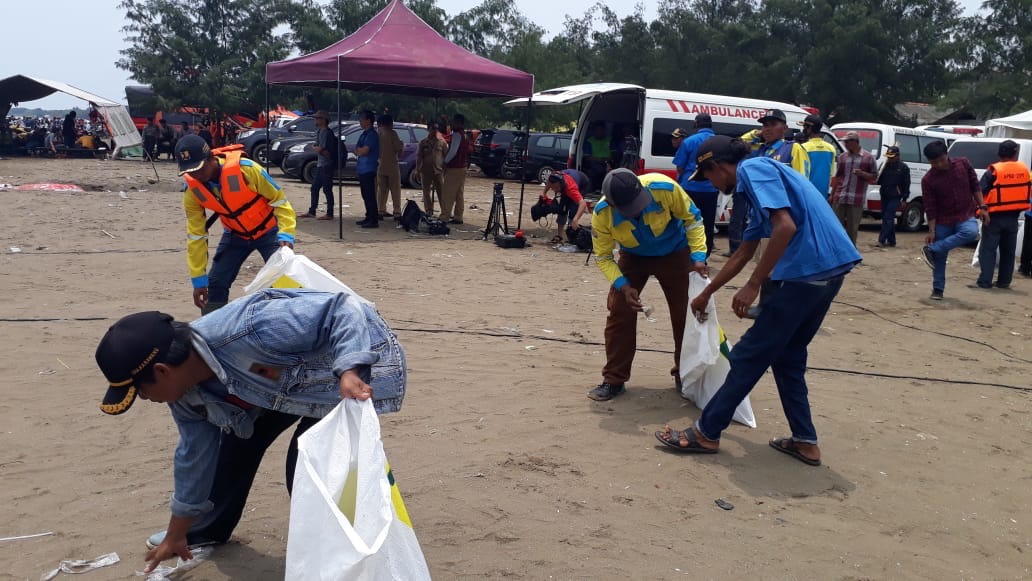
xmin=355 ymin=219 xmax=370 ymax=226
xmin=587 ymin=382 xmax=625 ymax=401
xmin=448 ymin=219 xmax=464 ymax=225
xmin=317 ymin=214 xmax=334 ymax=221
xmin=145 ymin=530 xmax=220 ymax=550
xmin=929 ymin=290 xmax=944 ymax=300
xmin=967 ymin=283 xmax=992 ymax=289
xmin=921 ymin=246 xmax=936 ymax=269
xmin=360 ymin=221 xmax=379 ymax=229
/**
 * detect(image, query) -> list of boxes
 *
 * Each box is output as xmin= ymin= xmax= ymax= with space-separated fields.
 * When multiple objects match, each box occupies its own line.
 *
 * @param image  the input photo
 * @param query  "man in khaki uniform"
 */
xmin=440 ymin=113 xmax=469 ymax=224
xmin=376 ymin=114 xmax=404 ymax=218
xmin=417 ymin=121 xmax=447 ymax=215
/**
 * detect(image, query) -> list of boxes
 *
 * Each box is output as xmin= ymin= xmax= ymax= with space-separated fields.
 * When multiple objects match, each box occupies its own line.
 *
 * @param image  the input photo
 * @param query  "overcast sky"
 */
xmin=2 ymin=0 xmax=984 ymax=110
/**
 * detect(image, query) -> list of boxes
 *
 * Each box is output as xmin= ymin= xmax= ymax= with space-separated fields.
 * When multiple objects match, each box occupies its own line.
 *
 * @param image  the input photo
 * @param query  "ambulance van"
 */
xmin=506 ymin=83 xmax=842 ymax=225
xmin=830 ymin=123 xmax=955 ymax=231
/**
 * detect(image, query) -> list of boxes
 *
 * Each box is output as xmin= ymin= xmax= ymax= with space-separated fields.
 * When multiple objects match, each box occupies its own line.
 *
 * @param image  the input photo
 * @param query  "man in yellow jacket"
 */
xmin=177 ymin=135 xmax=296 ymax=314
xmin=589 ymin=169 xmax=708 ymax=401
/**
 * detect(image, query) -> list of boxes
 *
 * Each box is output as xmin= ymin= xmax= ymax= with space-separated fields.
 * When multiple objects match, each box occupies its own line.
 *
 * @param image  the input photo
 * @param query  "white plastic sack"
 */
xmin=679 ymin=273 xmax=756 ymax=428
xmin=971 ymin=217 xmax=1024 ymax=268
xmin=243 ymin=247 xmax=373 ymax=306
xmin=286 ymin=399 xmax=430 ymax=581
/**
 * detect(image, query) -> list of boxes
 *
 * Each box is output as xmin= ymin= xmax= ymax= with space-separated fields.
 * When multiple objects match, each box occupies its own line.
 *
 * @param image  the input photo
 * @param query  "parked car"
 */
xmin=236 ymin=115 xmax=320 ymax=166
xmin=501 ymin=132 xmax=571 ymax=183
xmin=281 ymin=122 xmax=430 ymax=187
xmin=947 ymin=137 xmax=1032 ymax=178
xmin=831 ymin=123 xmax=955 ymax=232
xmin=471 ymin=128 xmax=520 ymax=177
xmin=268 ymin=120 xmax=356 ymax=170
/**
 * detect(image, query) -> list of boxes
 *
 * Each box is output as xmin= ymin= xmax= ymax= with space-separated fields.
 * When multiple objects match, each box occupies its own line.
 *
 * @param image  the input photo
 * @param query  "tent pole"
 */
xmin=516 ymin=100 xmax=532 ymax=232
xmin=337 ymin=57 xmax=343 ymax=240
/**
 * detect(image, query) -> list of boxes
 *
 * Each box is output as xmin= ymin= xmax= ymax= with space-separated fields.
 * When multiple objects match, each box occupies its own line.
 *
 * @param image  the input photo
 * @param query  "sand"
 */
xmin=0 ymin=156 xmax=1029 ymax=580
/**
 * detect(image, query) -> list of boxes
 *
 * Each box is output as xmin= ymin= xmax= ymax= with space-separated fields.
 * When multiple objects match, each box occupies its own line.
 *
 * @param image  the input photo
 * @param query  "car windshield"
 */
xmin=948 ymin=142 xmax=1002 ymax=170
xmin=833 ymin=128 xmax=882 ymax=158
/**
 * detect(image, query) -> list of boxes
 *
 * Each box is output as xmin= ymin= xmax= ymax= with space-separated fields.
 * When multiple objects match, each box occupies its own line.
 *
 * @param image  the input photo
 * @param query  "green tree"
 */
xmin=949 ymin=0 xmax=1032 ymax=116
xmin=118 ymin=0 xmax=294 ymax=114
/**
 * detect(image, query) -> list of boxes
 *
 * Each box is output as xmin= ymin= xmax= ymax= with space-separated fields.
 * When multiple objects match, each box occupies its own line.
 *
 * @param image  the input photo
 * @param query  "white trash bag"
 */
xmin=679 ymin=272 xmax=756 ymax=428
xmin=971 ymin=216 xmax=1025 ymax=269
xmin=286 ymin=399 xmax=431 ymax=581
xmin=244 ymin=247 xmax=372 ymax=306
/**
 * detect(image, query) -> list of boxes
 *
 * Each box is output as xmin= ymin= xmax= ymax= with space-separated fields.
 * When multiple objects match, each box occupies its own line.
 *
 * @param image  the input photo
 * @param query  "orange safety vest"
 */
xmin=184 ymin=145 xmax=277 ymax=240
xmin=984 ymin=160 xmax=1032 ymax=213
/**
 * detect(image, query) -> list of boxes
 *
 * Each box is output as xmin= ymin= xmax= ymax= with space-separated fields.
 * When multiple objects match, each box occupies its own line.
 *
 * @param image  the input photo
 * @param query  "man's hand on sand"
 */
xmin=144 ymin=535 xmax=193 ymax=573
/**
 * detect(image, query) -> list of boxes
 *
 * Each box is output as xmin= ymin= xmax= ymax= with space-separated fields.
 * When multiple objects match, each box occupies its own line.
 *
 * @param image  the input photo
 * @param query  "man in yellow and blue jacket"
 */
xmin=178 ymin=135 xmax=296 ymax=314
xmin=588 ymin=169 xmax=708 ymax=401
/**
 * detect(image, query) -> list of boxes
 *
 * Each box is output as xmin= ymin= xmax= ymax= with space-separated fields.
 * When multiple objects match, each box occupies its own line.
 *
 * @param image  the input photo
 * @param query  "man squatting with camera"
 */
xmin=534 ymin=168 xmax=591 ymax=243
xmin=588 ymin=168 xmax=709 ymax=401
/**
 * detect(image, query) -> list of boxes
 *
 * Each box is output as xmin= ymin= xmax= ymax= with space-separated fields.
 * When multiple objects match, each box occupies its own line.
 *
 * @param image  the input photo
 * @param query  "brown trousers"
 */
xmin=833 ymin=202 xmax=863 ymax=245
xmin=421 ymin=168 xmax=444 ymax=215
xmin=439 ymin=167 xmax=466 ymax=221
xmin=602 ymin=247 xmax=692 ymax=385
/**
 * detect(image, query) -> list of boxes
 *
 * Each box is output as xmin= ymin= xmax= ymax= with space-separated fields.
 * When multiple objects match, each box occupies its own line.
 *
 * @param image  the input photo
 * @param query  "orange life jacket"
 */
xmin=184 ymin=145 xmax=277 ymax=240
xmin=984 ymin=160 xmax=1032 ymax=214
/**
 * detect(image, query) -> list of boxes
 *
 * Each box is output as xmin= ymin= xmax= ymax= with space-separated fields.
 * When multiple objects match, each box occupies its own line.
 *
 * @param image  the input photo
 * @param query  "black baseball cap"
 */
xmin=95 ymin=311 xmax=176 ymax=415
xmin=885 ymin=145 xmax=900 ymax=158
xmin=758 ymin=109 xmax=787 ymax=124
xmin=688 ymin=135 xmax=734 ymax=181
xmin=602 ymin=168 xmax=650 ymax=217
xmin=798 ymin=114 xmax=823 ymax=132
xmin=174 ymin=134 xmax=210 ymax=175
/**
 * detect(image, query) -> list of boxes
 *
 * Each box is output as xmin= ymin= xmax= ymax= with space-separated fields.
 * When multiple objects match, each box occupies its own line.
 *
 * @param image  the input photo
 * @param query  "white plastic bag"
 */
xmin=285 ymin=399 xmax=430 ymax=581
xmin=243 ymin=247 xmax=372 ymax=306
xmin=971 ymin=216 xmax=1025 ymax=268
xmin=679 ymin=273 xmax=756 ymax=428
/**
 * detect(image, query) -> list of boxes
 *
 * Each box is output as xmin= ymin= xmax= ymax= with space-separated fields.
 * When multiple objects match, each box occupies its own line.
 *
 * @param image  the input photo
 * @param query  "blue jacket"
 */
xmin=356 ymin=127 xmax=379 ymax=175
xmin=673 ymin=128 xmax=718 ymax=193
xmin=168 ymin=288 xmax=406 ymax=517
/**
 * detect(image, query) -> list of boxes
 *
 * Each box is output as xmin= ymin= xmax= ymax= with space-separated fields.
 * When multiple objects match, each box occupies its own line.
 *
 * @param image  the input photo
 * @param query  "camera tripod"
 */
xmin=482 ymin=183 xmax=510 ymax=239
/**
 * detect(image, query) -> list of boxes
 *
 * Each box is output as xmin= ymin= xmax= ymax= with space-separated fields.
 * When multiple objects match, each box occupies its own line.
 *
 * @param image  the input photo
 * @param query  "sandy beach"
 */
xmin=0 ymin=156 xmax=1029 ymax=580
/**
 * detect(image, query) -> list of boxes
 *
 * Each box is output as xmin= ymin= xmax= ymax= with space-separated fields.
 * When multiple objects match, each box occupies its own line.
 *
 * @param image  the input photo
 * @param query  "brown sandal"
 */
xmin=654 ymin=425 xmax=718 ymax=454
xmin=769 ymin=437 xmax=821 ymax=466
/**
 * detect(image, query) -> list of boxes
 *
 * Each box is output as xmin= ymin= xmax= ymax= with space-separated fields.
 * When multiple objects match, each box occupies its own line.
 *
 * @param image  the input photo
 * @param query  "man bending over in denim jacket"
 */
xmin=94 ymin=288 xmax=407 ymax=573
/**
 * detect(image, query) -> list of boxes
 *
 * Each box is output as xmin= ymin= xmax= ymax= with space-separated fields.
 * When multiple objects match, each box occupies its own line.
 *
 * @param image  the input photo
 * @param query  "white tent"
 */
xmin=985 ymin=110 xmax=1032 ymax=139
xmin=0 ymin=75 xmax=142 ymax=156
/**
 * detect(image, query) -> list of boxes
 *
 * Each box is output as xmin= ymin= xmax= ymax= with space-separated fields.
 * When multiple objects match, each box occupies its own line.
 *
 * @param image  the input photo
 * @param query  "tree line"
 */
xmin=117 ymin=0 xmax=1030 ymax=130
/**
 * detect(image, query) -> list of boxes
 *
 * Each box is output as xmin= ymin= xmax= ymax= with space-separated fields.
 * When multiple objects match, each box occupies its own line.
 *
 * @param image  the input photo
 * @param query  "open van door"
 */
xmin=503 ymin=83 xmax=645 ymax=107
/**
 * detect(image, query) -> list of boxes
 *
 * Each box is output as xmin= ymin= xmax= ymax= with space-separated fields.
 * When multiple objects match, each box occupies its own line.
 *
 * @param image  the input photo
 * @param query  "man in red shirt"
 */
xmin=920 ymin=140 xmax=983 ymax=300
xmin=540 ymin=169 xmax=591 ymax=243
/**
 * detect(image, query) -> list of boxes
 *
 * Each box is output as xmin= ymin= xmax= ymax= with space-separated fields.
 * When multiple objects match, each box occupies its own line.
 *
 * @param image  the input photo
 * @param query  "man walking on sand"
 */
xmin=655 ymin=136 xmax=861 ymax=466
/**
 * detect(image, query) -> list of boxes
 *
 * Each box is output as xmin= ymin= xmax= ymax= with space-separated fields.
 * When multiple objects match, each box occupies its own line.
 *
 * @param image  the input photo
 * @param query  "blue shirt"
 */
xmin=739 ymin=157 xmax=861 ymax=281
xmin=675 ymin=128 xmax=718 ymax=193
xmin=356 ymin=127 xmax=379 ymax=175
xmin=167 ymin=288 xmax=407 ymax=518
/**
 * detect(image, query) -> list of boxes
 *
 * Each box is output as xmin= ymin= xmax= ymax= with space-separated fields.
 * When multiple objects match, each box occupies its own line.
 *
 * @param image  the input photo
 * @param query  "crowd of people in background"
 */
xmin=141 ymin=117 xmax=217 ymax=161
xmin=2 ymin=108 xmax=111 ymax=156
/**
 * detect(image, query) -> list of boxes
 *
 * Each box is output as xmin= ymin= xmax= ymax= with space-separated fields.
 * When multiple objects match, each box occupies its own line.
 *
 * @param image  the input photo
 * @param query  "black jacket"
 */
xmin=877 ymin=161 xmax=910 ymax=199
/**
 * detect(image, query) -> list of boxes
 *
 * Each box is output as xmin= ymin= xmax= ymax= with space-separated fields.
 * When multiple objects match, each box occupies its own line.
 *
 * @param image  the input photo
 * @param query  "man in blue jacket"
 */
xmin=672 ymin=113 xmax=719 ymax=256
xmin=656 ymin=136 xmax=860 ymax=467
xmin=95 ymin=288 xmax=407 ymax=573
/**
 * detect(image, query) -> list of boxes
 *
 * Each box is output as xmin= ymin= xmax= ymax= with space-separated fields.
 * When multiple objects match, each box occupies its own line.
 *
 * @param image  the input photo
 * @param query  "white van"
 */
xmin=506 ymin=83 xmax=842 ymax=224
xmin=947 ymin=137 xmax=1032 ymax=179
xmin=830 ymin=123 xmax=956 ymax=231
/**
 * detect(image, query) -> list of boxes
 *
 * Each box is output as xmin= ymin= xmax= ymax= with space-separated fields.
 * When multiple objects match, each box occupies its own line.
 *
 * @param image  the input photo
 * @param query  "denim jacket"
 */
xmin=167 ymin=288 xmax=406 ymax=518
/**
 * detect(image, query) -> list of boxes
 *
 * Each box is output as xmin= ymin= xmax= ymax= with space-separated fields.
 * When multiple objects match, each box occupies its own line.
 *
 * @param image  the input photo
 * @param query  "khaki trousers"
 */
xmin=376 ymin=170 xmax=402 ymax=214
xmin=421 ymin=168 xmax=444 ymax=215
xmin=440 ymin=167 xmax=466 ymax=221
xmin=833 ymin=203 xmax=863 ymax=245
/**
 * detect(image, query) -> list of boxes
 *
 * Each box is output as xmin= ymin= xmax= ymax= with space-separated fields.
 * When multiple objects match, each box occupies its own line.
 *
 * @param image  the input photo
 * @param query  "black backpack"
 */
xmin=400 ymin=200 xmax=450 ymax=236
xmin=566 ymin=225 xmax=593 ymax=252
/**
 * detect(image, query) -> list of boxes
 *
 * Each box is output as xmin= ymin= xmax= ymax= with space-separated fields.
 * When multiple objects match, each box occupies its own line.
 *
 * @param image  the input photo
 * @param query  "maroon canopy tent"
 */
xmin=265 ymin=0 xmax=534 ymax=98
xmin=265 ymin=0 xmax=534 ymax=238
